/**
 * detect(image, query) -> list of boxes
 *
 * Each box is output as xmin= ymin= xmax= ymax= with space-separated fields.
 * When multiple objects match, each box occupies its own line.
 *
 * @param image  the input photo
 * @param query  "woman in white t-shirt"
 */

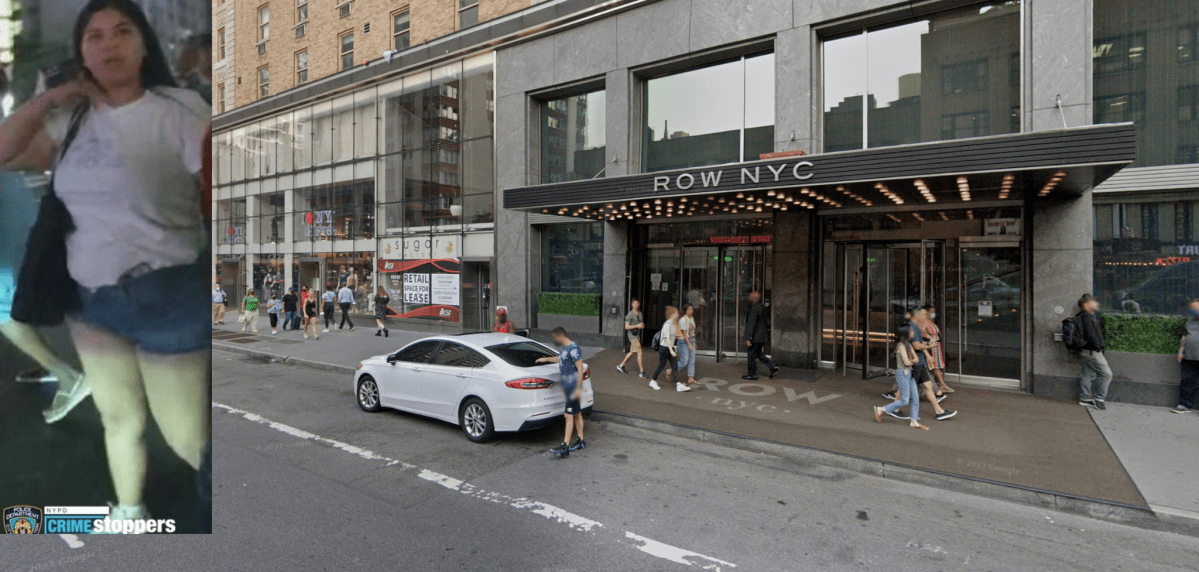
xmin=0 ymin=0 xmax=211 ymax=528
xmin=649 ymin=306 xmax=691 ymax=393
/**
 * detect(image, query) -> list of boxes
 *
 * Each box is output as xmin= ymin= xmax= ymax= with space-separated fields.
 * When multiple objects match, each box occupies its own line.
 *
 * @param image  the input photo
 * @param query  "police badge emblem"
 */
xmin=4 ymin=505 xmax=43 ymax=534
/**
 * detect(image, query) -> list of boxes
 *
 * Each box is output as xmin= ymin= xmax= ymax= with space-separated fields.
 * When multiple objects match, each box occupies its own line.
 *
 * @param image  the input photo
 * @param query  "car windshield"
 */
xmin=486 ymin=341 xmax=556 ymax=368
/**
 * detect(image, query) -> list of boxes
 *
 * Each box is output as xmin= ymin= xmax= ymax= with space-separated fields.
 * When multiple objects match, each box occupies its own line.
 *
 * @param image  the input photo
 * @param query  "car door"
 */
xmin=419 ymin=341 xmax=485 ymax=420
xmin=378 ymin=340 xmax=441 ymax=410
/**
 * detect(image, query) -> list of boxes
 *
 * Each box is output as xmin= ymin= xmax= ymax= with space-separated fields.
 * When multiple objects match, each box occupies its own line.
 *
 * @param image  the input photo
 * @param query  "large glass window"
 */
xmin=540 ymin=90 xmax=606 ymax=183
xmin=541 ymin=223 xmax=604 ymax=294
xmin=642 ymin=53 xmax=774 ymax=172
xmin=1095 ymin=0 xmax=1199 ymax=166
xmin=823 ymin=2 xmax=1021 ymax=151
xmin=1094 ymin=197 xmax=1199 ymax=314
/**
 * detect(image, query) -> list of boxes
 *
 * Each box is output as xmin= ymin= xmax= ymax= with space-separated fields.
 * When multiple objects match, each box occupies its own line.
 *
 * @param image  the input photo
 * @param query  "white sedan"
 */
xmin=353 ymin=332 xmax=594 ymax=442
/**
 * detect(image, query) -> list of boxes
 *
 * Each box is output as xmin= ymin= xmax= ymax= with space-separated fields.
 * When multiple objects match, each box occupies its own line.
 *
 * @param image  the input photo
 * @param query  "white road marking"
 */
xmin=58 ymin=534 xmax=85 ymax=548
xmin=213 ymin=402 xmax=736 ymax=568
xmin=625 ymin=531 xmax=737 ymax=570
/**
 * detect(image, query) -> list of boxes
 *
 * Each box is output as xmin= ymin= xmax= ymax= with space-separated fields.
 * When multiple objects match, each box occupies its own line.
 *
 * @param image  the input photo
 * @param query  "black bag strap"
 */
xmin=48 ymin=101 xmax=91 ymax=196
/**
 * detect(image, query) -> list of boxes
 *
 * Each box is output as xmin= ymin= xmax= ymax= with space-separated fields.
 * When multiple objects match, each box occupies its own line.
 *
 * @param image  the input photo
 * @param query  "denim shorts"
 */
xmin=71 ymin=260 xmax=211 ymax=355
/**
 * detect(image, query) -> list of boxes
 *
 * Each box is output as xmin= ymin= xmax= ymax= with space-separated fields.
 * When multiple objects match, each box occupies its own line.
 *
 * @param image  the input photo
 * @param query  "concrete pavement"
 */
xmin=209 ymin=321 xmax=1199 ymax=536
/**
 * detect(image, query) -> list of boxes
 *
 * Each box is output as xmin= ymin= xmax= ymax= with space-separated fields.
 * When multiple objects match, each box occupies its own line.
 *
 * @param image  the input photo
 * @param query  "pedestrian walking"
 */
xmin=678 ymin=303 xmax=698 ymax=385
xmin=0 ymin=0 xmax=212 ymax=525
xmin=1172 ymin=298 xmax=1199 ymax=413
xmin=282 ymin=287 xmax=299 ymax=331
xmin=337 ymin=282 xmax=355 ymax=330
xmin=649 ymin=306 xmax=690 ymax=393
xmin=493 ymin=307 xmax=515 ymax=334
xmin=742 ymin=291 xmax=779 ymax=380
xmin=908 ymin=308 xmax=956 ymax=420
xmin=302 ymin=291 xmax=320 ymax=340
xmin=916 ymin=304 xmax=953 ymax=393
xmin=537 ymin=327 xmax=586 ymax=457
xmin=1075 ymin=293 xmax=1112 ymax=410
xmin=874 ymin=324 xmax=928 ymax=430
xmin=240 ymin=287 xmax=259 ymax=333
xmin=300 ymin=286 xmax=310 ymax=318
xmin=373 ymin=286 xmax=390 ymax=338
xmin=212 ymin=281 xmax=226 ymax=324
xmin=266 ymin=294 xmax=281 ymax=334
xmin=321 ymin=288 xmax=336 ymax=332
xmin=617 ymin=298 xmax=646 ymax=378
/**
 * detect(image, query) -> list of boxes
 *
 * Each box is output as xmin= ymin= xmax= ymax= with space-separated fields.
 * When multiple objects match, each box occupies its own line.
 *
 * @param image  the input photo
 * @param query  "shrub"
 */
xmin=538 ymin=292 xmax=601 ymax=317
xmin=1101 ymin=313 xmax=1187 ymax=355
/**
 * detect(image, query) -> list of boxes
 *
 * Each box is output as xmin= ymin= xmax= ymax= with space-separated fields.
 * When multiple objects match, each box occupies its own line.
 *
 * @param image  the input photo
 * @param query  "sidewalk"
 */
xmin=211 ymin=321 xmax=1199 ymax=534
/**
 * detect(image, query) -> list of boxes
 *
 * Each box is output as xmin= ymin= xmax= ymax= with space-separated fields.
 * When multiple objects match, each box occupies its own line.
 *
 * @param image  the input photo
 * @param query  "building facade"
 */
xmin=495 ymin=0 xmax=1198 ymax=404
xmin=211 ymin=0 xmax=1199 ymax=403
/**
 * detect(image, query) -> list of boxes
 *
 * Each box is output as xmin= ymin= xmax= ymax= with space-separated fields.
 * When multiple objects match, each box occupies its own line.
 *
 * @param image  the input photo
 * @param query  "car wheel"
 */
xmin=459 ymin=397 xmax=495 ymax=443
xmin=356 ymin=375 xmax=382 ymax=412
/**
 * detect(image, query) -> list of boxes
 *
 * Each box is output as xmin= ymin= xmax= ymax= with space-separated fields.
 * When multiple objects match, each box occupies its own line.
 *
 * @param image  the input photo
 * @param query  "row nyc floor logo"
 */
xmin=4 ymin=505 xmax=42 ymax=534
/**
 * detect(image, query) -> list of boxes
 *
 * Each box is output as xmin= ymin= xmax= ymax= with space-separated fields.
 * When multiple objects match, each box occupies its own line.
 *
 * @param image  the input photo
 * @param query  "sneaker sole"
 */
xmin=44 ymin=383 xmax=95 ymax=424
xmin=936 ymin=411 xmax=958 ymax=420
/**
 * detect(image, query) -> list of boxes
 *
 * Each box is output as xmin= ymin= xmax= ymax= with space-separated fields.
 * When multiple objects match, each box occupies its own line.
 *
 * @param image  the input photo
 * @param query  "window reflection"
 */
xmin=540 ymin=90 xmax=606 ymax=183
xmin=823 ymin=2 xmax=1021 ymax=151
xmin=643 ymin=53 xmax=775 ymax=171
xmin=1094 ymin=198 xmax=1199 ymax=314
xmin=1095 ymin=0 xmax=1199 ymax=167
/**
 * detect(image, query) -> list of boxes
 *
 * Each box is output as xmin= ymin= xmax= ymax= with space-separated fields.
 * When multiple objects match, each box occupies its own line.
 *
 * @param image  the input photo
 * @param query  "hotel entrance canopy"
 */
xmin=503 ymin=124 xmax=1136 ymax=219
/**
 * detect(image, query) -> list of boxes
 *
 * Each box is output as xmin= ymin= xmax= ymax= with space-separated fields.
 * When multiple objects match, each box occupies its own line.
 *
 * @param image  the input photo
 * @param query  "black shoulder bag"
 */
xmin=10 ymin=102 xmax=90 ymax=326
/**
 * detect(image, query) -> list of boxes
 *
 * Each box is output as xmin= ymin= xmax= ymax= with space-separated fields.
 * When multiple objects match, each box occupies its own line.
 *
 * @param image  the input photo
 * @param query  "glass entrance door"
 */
xmin=681 ymin=248 xmax=718 ymax=352
xmin=645 ymin=244 xmax=769 ymax=360
xmin=830 ymin=241 xmax=943 ymax=378
xmin=958 ymin=245 xmax=1022 ymax=383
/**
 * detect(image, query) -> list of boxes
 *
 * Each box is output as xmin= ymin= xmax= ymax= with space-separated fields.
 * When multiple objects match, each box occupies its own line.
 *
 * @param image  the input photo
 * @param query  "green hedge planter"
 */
xmin=1102 ymin=314 xmax=1187 ymax=355
xmin=538 ymin=292 xmax=601 ymax=317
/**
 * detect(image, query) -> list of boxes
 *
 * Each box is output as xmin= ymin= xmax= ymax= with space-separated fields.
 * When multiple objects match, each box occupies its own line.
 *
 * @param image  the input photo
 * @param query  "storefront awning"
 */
xmin=503 ymin=124 xmax=1136 ymax=220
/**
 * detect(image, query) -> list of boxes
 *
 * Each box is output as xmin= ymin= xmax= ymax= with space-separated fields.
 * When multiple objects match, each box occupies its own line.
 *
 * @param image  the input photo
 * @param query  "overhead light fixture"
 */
xmin=914 ymin=179 xmax=936 ymax=203
xmin=1038 ymin=171 xmax=1066 ymax=197
xmin=875 ymin=182 xmax=903 ymax=205
xmin=957 ymin=176 xmax=971 ymax=202
xmin=999 ymin=173 xmax=1014 ymax=200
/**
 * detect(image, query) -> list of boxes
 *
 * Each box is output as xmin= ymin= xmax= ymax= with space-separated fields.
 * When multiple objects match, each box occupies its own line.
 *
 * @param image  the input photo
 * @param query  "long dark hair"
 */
xmin=896 ymin=324 xmax=916 ymax=359
xmin=73 ymin=0 xmax=177 ymax=89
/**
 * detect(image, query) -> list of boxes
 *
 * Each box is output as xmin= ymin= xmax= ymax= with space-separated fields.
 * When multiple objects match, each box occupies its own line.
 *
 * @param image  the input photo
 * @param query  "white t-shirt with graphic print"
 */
xmin=46 ymin=87 xmax=209 ymax=289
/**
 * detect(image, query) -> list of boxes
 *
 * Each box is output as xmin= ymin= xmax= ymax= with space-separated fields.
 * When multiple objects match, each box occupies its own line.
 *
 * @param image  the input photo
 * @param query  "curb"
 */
xmin=588 ymin=412 xmax=1199 ymax=539
xmin=213 ymin=339 xmax=1199 ymax=538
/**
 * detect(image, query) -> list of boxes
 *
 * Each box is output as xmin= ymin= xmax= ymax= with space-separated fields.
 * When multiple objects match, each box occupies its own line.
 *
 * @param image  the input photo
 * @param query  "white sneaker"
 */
xmin=649 ymin=380 xmax=661 ymax=390
xmin=676 ymin=383 xmax=691 ymax=392
xmin=323 ymin=329 xmax=330 ymax=333
xmin=43 ymin=373 xmax=92 ymax=424
xmin=271 ymin=330 xmax=277 ymax=335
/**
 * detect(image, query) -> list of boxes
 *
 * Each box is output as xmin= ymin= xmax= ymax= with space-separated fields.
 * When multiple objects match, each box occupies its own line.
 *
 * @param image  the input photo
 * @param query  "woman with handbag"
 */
xmin=0 ymin=0 xmax=211 ymax=527
xmin=240 ymin=287 xmax=260 ymax=333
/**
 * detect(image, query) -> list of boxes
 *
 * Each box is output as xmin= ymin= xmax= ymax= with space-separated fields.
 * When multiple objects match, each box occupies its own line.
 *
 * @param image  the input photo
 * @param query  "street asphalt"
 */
xmin=4 ymin=350 xmax=1197 ymax=571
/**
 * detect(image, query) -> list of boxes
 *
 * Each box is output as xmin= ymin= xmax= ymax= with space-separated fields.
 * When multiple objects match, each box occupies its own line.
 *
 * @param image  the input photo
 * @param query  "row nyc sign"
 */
xmin=652 ymin=161 xmax=814 ymax=193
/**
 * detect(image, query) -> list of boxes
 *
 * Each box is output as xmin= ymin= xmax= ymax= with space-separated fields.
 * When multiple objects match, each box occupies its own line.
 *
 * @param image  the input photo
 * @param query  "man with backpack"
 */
xmin=1068 ymin=293 xmax=1112 ymax=410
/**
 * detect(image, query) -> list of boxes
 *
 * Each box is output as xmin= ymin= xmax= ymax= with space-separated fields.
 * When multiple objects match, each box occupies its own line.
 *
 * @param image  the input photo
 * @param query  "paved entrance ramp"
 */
xmin=589 ymin=350 xmax=1147 ymax=508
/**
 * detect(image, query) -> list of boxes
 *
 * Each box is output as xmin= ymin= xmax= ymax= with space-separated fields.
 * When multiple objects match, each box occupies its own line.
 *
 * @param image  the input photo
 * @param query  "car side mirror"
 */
xmin=516 ymin=329 xmax=530 ymax=338
xmin=386 ymin=354 xmax=399 ymax=364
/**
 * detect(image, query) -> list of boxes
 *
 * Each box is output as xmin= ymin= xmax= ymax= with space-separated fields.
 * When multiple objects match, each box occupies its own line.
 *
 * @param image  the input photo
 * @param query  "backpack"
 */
xmin=651 ymin=330 xmax=662 ymax=352
xmin=1061 ymin=314 xmax=1086 ymax=350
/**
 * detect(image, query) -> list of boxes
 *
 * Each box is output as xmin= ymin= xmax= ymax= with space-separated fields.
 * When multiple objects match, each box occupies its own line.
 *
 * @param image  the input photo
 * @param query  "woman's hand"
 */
xmin=44 ymin=77 xmax=103 ymax=110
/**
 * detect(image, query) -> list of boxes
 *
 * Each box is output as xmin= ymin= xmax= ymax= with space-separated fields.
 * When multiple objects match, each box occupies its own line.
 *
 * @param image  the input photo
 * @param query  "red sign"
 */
xmin=758 ymin=149 xmax=807 ymax=160
xmin=1155 ymin=256 xmax=1192 ymax=266
xmin=710 ymin=235 xmax=772 ymax=245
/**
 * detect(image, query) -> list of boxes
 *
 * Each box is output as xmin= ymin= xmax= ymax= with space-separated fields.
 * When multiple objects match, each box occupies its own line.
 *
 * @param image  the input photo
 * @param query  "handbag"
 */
xmin=10 ymin=102 xmax=89 ymax=326
xmin=237 ymin=313 xmax=247 ymax=324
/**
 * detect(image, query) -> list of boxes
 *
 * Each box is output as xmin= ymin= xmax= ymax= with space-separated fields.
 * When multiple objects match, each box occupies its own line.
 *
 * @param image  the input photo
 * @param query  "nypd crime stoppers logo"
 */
xmin=4 ymin=505 xmax=42 ymax=534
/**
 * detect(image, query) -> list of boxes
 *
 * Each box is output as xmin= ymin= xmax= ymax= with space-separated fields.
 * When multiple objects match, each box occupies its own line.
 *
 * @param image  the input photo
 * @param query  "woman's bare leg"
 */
xmin=69 ymin=320 xmax=147 ymax=506
xmin=934 ymin=367 xmax=951 ymax=392
xmin=139 ymin=348 xmax=209 ymax=470
xmin=921 ymin=382 xmax=945 ymax=415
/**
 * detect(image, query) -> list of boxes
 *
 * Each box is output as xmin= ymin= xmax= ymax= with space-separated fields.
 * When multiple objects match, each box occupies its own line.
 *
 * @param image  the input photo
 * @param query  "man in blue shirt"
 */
xmin=537 ymin=327 xmax=586 ymax=457
xmin=907 ymin=308 xmax=956 ymax=421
